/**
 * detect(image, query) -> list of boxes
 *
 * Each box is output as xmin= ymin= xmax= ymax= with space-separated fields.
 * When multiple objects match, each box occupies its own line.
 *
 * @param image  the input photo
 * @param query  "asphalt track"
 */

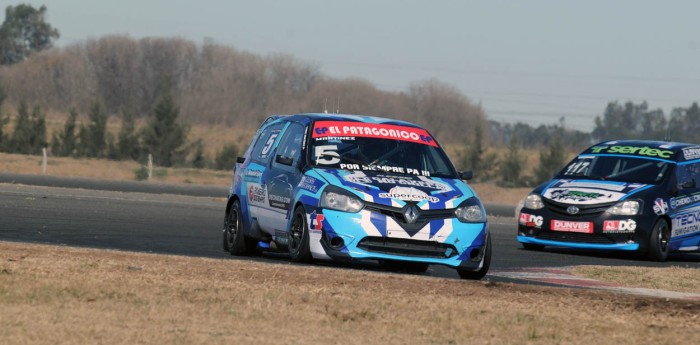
xmin=1 ymin=175 xmax=699 ymax=281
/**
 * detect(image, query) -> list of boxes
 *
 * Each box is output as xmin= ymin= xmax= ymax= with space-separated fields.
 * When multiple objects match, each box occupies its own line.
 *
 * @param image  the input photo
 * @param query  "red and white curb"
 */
xmin=490 ymin=267 xmax=700 ymax=301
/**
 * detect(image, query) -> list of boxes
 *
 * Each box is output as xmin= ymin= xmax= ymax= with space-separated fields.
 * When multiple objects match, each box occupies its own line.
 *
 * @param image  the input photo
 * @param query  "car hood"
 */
xmin=312 ymin=168 xmax=474 ymax=210
xmin=540 ymin=179 xmax=651 ymax=205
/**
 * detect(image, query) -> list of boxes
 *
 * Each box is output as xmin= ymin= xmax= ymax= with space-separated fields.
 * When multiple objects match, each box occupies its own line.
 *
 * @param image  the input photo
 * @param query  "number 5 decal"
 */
xmin=315 ymin=145 xmax=340 ymax=165
xmin=260 ymin=131 xmax=280 ymax=159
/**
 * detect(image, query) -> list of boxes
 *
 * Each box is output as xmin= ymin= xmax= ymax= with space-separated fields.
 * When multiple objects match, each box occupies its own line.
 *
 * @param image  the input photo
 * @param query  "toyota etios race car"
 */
xmin=223 ymin=114 xmax=490 ymax=279
xmin=518 ymin=140 xmax=700 ymax=261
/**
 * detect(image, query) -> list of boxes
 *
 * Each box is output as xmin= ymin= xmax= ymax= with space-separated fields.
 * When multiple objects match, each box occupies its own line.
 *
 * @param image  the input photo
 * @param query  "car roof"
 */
xmin=583 ymin=140 xmax=700 ymax=162
xmin=269 ymin=113 xmax=424 ymax=129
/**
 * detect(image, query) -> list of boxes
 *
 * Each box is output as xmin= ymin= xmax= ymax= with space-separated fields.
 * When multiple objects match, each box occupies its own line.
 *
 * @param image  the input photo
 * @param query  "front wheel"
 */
xmin=288 ymin=206 xmax=313 ymax=262
xmin=457 ymin=235 xmax=491 ymax=280
xmin=646 ymin=219 xmax=670 ymax=262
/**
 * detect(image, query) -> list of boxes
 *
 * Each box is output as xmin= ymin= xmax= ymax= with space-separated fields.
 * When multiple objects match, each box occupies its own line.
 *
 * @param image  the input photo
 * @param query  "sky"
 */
xmin=15 ymin=0 xmax=700 ymax=131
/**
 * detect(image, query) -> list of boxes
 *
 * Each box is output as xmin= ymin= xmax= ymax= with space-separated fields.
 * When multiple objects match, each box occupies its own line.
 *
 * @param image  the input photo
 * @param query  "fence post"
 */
xmin=42 ymin=148 xmax=47 ymax=175
xmin=148 ymin=153 xmax=153 ymax=181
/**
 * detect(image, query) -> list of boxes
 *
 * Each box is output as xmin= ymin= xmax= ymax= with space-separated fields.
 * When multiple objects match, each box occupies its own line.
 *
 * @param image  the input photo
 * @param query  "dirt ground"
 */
xmin=1 ymin=241 xmax=698 ymax=345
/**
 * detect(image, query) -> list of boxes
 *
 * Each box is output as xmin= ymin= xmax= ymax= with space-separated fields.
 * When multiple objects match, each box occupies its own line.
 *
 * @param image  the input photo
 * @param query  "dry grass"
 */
xmin=573 ymin=266 xmax=700 ymax=293
xmin=1 ymin=241 xmax=699 ymax=345
xmin=0 ymin=151 xmax=529 ymax=205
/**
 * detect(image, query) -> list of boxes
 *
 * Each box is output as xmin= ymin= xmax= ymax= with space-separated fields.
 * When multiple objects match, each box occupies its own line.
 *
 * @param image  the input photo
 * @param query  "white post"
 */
xmin=148 ymin=153 xmax=153 ymax=181
xmin=42 ymin=148 xmax=47 ymax=175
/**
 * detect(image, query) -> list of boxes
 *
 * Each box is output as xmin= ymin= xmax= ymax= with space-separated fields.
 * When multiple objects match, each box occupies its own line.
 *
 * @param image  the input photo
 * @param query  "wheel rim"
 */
xmin=289 ymin=212 xmax=303 ymax=254
xmin=226 ymin=206 xmax=239 ymax=247
xmin=658 ymin=222 xmax=670 ymax=254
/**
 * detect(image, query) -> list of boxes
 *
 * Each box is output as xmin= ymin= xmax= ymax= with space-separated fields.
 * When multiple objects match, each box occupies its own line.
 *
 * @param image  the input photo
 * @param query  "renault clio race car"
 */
xmin=223 ymin=114 xmax=490 ymax=279
xmin=517 ymin=140 xmax=700 ymax=261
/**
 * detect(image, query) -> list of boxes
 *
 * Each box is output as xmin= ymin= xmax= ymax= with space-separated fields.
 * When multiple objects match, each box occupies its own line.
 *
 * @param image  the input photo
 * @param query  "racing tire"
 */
xmin=646 ymin=219 xmax=670 ymax=262
xmin=224 ymin=200 xmax=257 ymax=256
xmin=379 ymin=260 xmax=429 ymax=273
xmin=457 ymin=235 xmax=491 ymax=280
xmin=289 ymin=206 xmax=313 ymax=262
xmin=522 ymin=243 xmax=544 ymax=251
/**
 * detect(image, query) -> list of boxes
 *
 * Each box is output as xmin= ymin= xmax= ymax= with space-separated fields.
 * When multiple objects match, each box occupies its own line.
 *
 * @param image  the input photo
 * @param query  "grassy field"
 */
xmin=0 ymin=151 xmax=532 ymax=205
xmin=1 ymin=241 xmax=698 ymax=345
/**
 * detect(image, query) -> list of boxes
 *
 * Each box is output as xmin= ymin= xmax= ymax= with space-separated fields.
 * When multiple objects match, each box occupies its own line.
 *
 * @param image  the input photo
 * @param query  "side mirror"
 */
xmin=275 ymin=154 xmax=294 ymax=166
xmin=459 ymin=170 xmax=473 ymax=181
xmin=236 ymin=157 xmax=245 ymax=164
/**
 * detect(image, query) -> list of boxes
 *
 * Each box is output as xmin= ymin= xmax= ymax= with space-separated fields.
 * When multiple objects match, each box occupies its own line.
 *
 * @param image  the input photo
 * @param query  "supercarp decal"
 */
xmin=542 ymin=179 xmax=649 ymax=205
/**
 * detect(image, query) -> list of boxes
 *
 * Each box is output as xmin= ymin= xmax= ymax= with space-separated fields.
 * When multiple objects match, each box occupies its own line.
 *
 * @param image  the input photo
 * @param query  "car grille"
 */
xmin=357 ymin=236 xmax=458 ymax=258
xmin=364 ymin=202 xmax=454 ymax=227
xmin=543 ymin=198 xmax=616 ymax=217
xmin=535 ymin=231 xmax=615 ymax=244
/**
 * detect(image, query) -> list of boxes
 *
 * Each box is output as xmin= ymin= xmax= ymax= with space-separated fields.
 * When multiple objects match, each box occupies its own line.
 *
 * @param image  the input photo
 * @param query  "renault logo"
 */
xmin=567 ymin=206 xmax=580 ymax=215
xmin=403 ymin=205 xmax=420 ymax=224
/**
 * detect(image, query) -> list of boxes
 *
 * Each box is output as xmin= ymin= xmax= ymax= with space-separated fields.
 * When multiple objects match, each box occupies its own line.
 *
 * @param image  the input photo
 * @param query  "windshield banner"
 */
xmin=312 ymin=121 xmax=438 ymax=147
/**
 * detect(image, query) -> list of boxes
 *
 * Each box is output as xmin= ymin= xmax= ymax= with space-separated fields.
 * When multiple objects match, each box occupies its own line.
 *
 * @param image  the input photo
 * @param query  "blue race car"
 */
xmin=518 ymin=140 xmax=700 ymax=261
xmin=223 ymin=113 xmax=490 ymax=279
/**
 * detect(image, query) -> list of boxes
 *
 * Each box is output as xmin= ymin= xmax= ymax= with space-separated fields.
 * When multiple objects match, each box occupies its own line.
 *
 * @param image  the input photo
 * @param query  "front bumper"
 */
xmin=309 ymin=208 xmax=488 ymax=269
xmin=516 ymin=208 xmax=650 ymax=251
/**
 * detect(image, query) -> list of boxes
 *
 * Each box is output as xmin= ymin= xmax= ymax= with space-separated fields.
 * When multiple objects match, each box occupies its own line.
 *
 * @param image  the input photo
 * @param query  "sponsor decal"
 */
xmin=268 ymin=194 xmax=291 ymax=209
xmin=299 ymin=176 xmax=322 ymax=193
xmin=339 ymin=163 xmax=430 ymax=176
xmin=602 ymin=220 xmax=637 ymax=233
xmin=670 ymin=194 xmax=700 ymax=209
xmin=653 ymin=198 xmax=669 ymax=215
xmin=558 ymin=181 xmax=628 ymax=192
xmin=549 ymin=189 xmax=608 ymax=202
xmin=312 ymin=121 xmax=438 ymax=147
xmin=519 ymin=212 xmax=544 ymax=228
xmin=682 ymin=146 xmax=700 ymax=160
xmin=672 ymin=209 xmax=700 ymax=237
xmin=550 ymin=220 xmax=593 ymax=233
xmin=247 ymin=183 xmax=267 ymax=206
xmin=378 ymin=186 xmax=440 ymax=203
xmin=589 ymin=145 xmax=673 ymax=159
xmin=344 ymin=173 xmax=452 ymax=193
xmin=309 ymin=211 xmax=324 ymax=232
xmin=245 ymin=169 xmax=263 ymax=179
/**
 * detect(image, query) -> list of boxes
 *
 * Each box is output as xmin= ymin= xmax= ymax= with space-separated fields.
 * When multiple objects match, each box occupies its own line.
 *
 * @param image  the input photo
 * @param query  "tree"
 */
xmin=497 ymin=134 xmax=526 ymax=187
xmin=0 ymin=82 xmax=6 ymax=150
xmin=78 ymin=101 xmax=108 ymax=157
xmin=534 ymin=134 xmax=565 ymax=184
xmin=116 ymin=110 xmax=140 ymax=160
xmin=0 ymin=4 xmax=60 ymax=65
xmin=214 ymin=143 xmax=239 ymax=170
xmin=141 ymin=93 xmax=190 ymax=167
xmin=51 ymin=108 xmax=78 ymax=156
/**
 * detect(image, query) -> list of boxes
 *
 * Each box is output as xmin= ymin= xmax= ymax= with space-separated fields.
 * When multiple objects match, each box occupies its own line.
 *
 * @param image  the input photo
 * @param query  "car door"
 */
xmin=671 ymin=161 xmax=700 ymax=239
xmin=244 ymin=122 xmax=285 ymax=233
xmin=262 ymin=122 xmax=306 ymax=233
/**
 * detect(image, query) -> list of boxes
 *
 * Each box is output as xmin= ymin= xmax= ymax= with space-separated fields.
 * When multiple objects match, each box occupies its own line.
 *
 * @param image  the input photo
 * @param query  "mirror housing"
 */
xmin=275 ymin=155 xmax=294 ymax=166
xmin=236 ymin=157 xmax=245 ymax=164
xmin=459 ymin=170 xmax=473 ymax=181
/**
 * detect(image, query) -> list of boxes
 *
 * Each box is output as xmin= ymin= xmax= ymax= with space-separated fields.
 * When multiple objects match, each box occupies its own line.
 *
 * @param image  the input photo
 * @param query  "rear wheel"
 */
xmin=289 ymin=206 xmax=312 ymax=262
xmin=224 ymin=200 xmax=257 ymax=256
xmin=457 ymin=235 xmax=491 ymax=280
xmin=647 ymin=219 xmax=670 ymax=262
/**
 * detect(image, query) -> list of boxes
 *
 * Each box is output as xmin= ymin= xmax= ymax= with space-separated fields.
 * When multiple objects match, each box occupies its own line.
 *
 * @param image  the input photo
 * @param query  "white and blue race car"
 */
xmin=223 ymin=114 xmax=490 ymax=279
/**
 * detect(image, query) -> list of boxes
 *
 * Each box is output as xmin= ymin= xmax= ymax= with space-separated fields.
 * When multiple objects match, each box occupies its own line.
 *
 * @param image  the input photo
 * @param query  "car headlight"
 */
xmin=320 ymin=186 xmax=364 ymax=213
xmin=454 ymin=197 xmax=486 ymax=223
xmin=524 ymin=194 xmax=544 ymax=210
xmin=605 ymin=200 xmax=640 ymax=215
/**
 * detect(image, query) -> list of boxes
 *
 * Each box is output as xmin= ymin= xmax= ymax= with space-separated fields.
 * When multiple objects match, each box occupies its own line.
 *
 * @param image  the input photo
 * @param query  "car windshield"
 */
xmin=310 ymin=120 xmax=456 ymax=178
xmin=556 ymin=155 xmax=671 ymax=184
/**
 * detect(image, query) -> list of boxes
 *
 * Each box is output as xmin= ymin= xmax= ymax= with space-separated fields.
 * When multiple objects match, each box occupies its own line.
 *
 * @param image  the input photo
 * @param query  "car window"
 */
xmin=272 ymin=122 xmax=305 ymax=171
xmin=677 ymin=162 xmax=700 ymax=188
xmin=250 ymin=123 xmax=285 ymax=164
xmin=558 ymin=155 xmax=670 ymax=184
